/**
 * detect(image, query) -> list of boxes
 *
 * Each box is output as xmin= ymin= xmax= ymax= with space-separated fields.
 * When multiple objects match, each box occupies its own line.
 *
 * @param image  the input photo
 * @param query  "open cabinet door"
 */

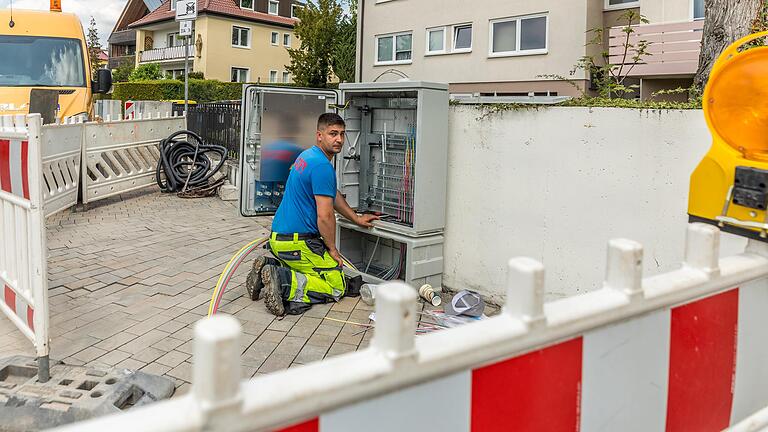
xmin=239 ymin=86 xmax=339 ymax=216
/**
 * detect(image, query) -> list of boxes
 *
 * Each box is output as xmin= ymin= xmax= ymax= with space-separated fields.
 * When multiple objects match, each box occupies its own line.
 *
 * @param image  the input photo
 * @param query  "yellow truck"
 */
xmin=0 ymin=8 xmax=112 ymax=120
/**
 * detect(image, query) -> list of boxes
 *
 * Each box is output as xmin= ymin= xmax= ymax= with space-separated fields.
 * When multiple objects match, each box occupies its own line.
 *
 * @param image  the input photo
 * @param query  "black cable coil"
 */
xmin=156 ymin=130 xmax=228 ymax=195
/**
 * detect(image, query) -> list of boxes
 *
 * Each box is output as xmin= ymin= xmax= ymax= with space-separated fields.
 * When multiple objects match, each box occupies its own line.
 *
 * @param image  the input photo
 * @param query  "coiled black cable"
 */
xmin=156 ymin=130 xmax=228 ymax=195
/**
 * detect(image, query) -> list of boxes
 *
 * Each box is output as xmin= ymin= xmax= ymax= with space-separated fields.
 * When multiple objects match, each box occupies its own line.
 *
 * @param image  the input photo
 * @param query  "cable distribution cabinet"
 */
xmin=238 ymin=82 xmax=449 ymax=288
xmin=336 ymin=81 xmax=449 ymax=287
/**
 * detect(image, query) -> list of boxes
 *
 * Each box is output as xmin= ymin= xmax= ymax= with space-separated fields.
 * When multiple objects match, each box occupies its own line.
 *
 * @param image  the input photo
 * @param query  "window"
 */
xmin=0 ymin=36 xmax=86 ymax=87
xmin=269 ymin=0 xmax=279 ymax=15
xmin=167 ymin=32 xmax=183 ymax=47
xmin=170 ymin=0 xmax=176 ymax=11
xmin=232 ymin=26 xmax=250 ymax=47
xmin=604 ymin=0 xmax=639 ymax=10
xmin=283 ymin=33 xmax=291 ymax=47
xmin=291 ymin=4 xmax=300 ymax=18
xmin=231 ymin=67 xmax=249 ymax=83
xmin=453 ymin=24 xmax=472 ymax=52
xmin=269 ymin=70 xmax=278 ymax=82
xmin=490 ymin=15 xmax=547 ymax=56
xmin=282 ymin=71 xmax=291 ymax=83
xmin=426 ymin=27 xmax=445 ymax=54
xmin=167 ymin=69 xmax=185 ymax=79
xmin=693 ymin=0 xmax=704 ymax=19
xmin=240 ymin=0 xmax=253 ymax=9
xmin=375 ymin=32 xmax=412 ymax=64
xmin=271 ymin=32 xmax=279 ymax=45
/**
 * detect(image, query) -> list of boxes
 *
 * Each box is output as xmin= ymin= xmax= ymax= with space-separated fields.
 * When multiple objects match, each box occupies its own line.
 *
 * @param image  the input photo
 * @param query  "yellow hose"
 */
xmin=207 ymin=237 xmax=267 ymax=316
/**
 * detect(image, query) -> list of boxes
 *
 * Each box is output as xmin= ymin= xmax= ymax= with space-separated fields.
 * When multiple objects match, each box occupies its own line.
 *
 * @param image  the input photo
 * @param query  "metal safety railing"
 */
xmin=51 ymin=223 xmax=768 ymax=431
xmin=139 ymin=45 xmax=196 ymax=63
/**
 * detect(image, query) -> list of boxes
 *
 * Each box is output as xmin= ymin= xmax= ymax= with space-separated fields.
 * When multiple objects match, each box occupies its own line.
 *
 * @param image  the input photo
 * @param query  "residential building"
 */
xmin=128 ymin=0 xmax=301 ymax=83
xmin=108 ymin=0 xmax=162 ymax=69
xmin=355 ymin=0 xmax=705 ymax=99
xmin=97 ymin=49 xmax=109 ymax=69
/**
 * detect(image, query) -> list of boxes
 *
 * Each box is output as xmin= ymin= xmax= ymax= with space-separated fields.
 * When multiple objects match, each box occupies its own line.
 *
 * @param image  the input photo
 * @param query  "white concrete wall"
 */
xmin=444 ymin=106 xmax=746 ymax=303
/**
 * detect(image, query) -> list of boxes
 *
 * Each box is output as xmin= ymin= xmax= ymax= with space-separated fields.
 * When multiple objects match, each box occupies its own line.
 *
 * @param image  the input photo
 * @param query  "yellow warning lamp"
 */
xmin=50 ymin=0 xmax=61 ymax=12
xmin=689 ymin=31 xmax=768 ymax=240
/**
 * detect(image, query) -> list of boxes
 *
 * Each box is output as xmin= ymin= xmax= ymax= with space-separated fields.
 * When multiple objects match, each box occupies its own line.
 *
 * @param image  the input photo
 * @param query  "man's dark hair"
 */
xmin=317 ymin=113 xmax=345 ymax=130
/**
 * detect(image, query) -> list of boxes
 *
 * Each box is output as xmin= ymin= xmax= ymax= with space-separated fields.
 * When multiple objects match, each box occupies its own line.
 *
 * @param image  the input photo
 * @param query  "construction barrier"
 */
xmin=0 ymin=114 xmax=50 ymax=380
xmin=93 ymin=99 xmax=122 ymax=120
xmin=80 ymin=115 xmax=184 ymax=205
xmin=0 ymin=114 xmax=186 ymax=382
xmin=52 ymin=223 xmax=768 ymax=431
xmin=124 ymin=100 xmax=174 ymax=120
xmin=41 ymin=120 xmax=84 ymax=217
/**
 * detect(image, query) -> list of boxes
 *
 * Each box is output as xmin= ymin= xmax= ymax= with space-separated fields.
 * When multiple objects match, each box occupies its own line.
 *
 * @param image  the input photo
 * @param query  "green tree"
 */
xmin=129 ymin=63 xmax=163 ymax=81
xmin=574 ymin=10 xmax=651 ymax=98
xmin=332 ymin=0 xmax=357 ymax=83
xmin=287 ymin=0 xmax=344 ymax=87
xmin=86 ymin=17 xmax=102 ymax=78
xmin=112 ymin=63 xmax=134 ymax=82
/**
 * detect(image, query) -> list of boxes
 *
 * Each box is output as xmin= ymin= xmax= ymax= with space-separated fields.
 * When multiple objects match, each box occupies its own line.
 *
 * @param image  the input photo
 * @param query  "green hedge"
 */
xmin=111 ymin=79 xmax=241 ymax=102
xmin=111 ymin=79 xmax=338 ymax=103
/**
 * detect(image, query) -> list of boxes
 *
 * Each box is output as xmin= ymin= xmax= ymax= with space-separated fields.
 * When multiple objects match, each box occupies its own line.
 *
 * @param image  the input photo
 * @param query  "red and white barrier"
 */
xmin=52 ymin=223 xmax=768 ymax=431
xmin=0 ymin=114 xmax=50 ymax=380
xmin=124 ymin=101 xmax=135 ymax=120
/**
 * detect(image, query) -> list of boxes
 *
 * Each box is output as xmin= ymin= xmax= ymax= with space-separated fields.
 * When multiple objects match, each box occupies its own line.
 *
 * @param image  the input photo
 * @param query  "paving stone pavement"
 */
xmin=0 ymin=187 xmax=440 ymax=396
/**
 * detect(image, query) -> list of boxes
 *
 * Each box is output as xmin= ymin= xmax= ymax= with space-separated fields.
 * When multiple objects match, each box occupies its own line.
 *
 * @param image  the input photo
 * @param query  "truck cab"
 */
xmin=0 ymin=9 xmax=111 ymax=121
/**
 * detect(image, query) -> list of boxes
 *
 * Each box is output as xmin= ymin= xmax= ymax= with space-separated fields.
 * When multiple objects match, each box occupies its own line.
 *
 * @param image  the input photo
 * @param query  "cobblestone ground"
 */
xmin=0 ymin=187 xmax=400 ymax=396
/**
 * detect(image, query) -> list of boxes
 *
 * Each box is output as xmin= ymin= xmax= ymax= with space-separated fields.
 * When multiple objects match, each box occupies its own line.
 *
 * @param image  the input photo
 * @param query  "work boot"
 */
xmin=246 ymin=255 xmax=279 ymax=301
xmin=261 ymin=265 xmax=286 ymax=316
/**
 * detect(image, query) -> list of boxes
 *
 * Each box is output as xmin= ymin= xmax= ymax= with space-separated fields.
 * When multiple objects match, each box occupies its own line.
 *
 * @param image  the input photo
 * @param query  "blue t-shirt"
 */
xmin=272 ymin=146 xmax=336 ymax=234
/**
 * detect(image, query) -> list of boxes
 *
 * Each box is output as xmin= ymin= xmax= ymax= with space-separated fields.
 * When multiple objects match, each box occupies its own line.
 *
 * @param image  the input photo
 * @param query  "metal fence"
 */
xmin=185 ymin=102 xmax=241 ymax=160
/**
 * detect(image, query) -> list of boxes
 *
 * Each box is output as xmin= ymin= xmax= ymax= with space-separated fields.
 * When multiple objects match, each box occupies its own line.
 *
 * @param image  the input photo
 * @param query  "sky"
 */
xmin=0 ymin=0 xmax=351 ymax=48
xmin=0 ymin=0 xmax=123 ymax=47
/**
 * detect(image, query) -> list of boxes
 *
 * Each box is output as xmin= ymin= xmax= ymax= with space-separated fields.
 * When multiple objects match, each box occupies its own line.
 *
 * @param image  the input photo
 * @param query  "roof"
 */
xmin=128 ymin=0 xmax=297 ymax=29
xmin=112 ymin=0 xmax=152 ymax=33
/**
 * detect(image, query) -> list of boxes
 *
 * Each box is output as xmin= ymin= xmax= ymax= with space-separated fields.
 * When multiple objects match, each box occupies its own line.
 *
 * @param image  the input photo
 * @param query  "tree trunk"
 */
xmin=694 ymin=0 xmax=761 ymax=90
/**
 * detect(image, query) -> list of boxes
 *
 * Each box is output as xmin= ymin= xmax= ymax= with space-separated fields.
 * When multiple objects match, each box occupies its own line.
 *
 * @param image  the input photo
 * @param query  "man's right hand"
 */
xmin=329 ymin=248 xmax=344 ymax=268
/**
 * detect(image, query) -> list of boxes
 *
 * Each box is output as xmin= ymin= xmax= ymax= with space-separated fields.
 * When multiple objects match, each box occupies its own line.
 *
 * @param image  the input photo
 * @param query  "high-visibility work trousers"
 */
xmin=268 ymin=233 xmax=346 ymax=306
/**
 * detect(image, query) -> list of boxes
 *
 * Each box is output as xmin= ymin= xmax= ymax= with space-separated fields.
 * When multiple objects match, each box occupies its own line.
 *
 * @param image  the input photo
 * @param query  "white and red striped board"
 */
xmin=1 ymin=284 xmax=35 ymax=335
xmin=125 ymin=101 xmax=135 ymax=120
xmin=0 ymin=114 xmax=48 ymax=357
xmin=0 ymin=138 xmax=31 ymax=199
xmin=274 ymin=281 xmax=768 ymax=432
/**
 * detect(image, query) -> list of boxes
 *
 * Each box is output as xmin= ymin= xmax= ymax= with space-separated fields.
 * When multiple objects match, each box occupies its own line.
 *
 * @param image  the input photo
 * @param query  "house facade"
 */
xmin=108 ymin=0 xmax=161 ymax=70
xmin=355 ymin=0 xmax=704 ymax=99
xmin=129 ymin=0 xmax=301 ymax=83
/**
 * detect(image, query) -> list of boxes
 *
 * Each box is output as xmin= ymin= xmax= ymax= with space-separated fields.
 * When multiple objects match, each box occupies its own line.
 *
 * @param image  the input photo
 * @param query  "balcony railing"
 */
xmin=108 ymin=55 xmax=135 ymax=70
xmin=139 ymin=45 xmax=196 ymax=63
xmin=608 ymin=20 xmax=703 ymax=77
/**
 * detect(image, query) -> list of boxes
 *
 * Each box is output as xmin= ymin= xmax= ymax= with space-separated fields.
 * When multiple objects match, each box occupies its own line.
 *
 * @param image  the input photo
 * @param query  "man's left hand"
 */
xmin=356 ymin=214 xmax=379 ymax=228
